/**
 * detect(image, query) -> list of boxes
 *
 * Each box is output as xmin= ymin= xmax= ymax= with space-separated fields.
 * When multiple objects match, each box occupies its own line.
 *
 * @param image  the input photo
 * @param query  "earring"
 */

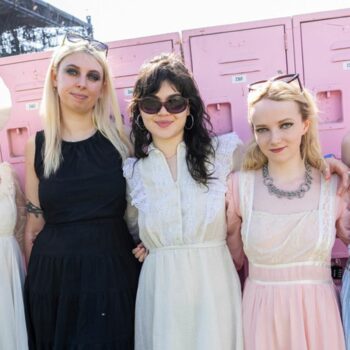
xmin=135 ymin=114 xmax=146 ymax=130
xmin=185 ymin=114 xmax=194 ymax=130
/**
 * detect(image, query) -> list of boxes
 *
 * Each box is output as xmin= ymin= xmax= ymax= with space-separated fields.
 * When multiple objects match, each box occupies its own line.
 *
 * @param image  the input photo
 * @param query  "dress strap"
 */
xmin=313 ymin=175 xmax=337 ymax=260
xmin=34 ymin=131 xmax=45 ymax=178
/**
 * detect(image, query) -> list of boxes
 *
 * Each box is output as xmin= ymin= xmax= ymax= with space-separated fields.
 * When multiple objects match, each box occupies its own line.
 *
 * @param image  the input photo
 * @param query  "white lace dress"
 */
xmin=123 ymin=133 xmax=243 ymax=350
xmin=0 ymin=162 xmax=28 ymax=350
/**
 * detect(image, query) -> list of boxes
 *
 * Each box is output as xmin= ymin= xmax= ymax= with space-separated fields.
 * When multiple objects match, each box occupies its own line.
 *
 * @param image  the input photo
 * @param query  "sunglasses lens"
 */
xmin=276 ymin=75 xmax=296 ymax=83
xmin=248 ymin=81 xmax=267 ymax=92
xmin=65 ymin=33 xmax=108 ymax=55
xmin=139 ymin=96 xmax=188 ymax=114
xmin=138 ymin=98 xmax=162 ymax=114
xmin=66 ymin=33 xmax=82 ymax=43
xmin=90 ymin=40 xmax=109 ymax=52
xmin=164 ymin=96 xmax=188 ymax=113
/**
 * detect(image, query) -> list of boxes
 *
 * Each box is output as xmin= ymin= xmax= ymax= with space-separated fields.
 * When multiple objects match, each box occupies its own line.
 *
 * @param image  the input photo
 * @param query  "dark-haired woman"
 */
xmin=123 ymin=53 xmax=244 ymax=350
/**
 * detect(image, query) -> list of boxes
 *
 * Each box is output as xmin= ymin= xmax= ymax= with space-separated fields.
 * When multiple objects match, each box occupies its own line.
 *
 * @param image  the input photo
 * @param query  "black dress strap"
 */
xmin=34 ymin=130 xmax=45 ymax=179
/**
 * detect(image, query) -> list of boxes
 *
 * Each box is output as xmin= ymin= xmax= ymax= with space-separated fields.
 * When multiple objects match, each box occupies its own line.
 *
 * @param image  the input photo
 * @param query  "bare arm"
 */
xmin=341 ymin=132 xmax=350 ymax=168
xmin=24 ymin=136 xmax=45 ymax=265
xmin=323 ymin=158 xmax=349 ymax=195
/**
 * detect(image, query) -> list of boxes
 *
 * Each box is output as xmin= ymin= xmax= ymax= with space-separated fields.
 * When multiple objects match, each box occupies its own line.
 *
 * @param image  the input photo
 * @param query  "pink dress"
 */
xmin=226 ymin=170 xmax=348 ymax=350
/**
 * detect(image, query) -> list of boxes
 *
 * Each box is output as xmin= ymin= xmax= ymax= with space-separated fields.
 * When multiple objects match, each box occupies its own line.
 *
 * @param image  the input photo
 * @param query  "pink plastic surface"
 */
xmin=182 ymin=17 xmax=295 ymax=142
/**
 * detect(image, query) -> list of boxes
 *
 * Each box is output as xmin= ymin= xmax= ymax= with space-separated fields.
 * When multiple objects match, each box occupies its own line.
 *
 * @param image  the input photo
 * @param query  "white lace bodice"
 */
xmin=0 ymin=162 xmax=17 ymax=237
xmin=123 ymin=133 xmax=242 ymax=249
xmin=238 ymin=171 xmax=338 ymax=265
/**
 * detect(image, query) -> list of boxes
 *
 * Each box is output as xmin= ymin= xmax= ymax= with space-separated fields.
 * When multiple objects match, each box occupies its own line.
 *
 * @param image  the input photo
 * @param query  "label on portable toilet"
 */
xmin=124 ymin=88 xmax=134 ymax=96
xmin=231 ymin=74 xmax=247 ymax=84
xmin=25 ymin=102 xmax=39 ymax=111
xmin=343 ymin=61 xmax=350 ymax=70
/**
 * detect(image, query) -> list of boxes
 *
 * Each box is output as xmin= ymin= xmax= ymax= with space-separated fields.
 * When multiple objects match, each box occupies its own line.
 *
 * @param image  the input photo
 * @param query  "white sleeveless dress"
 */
xmin=0 ymin=162 xmax=28 ymax=349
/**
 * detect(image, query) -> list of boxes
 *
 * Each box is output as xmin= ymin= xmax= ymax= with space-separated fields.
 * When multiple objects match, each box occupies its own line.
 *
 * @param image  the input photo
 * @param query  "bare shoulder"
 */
xmin=342 ymin=131 xmax=350 ymax=146
xmin=25 ymin=134 xmax=36 ymax=163
xmin=341 ymin=132 xmax=350 ymax=167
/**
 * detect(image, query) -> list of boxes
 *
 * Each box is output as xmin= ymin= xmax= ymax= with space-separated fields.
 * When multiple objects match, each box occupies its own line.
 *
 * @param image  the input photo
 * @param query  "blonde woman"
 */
xmin=226 ymin=74 xmax=349 ymax=350
xmin=24 ymin=33 xmax=140 ymax=349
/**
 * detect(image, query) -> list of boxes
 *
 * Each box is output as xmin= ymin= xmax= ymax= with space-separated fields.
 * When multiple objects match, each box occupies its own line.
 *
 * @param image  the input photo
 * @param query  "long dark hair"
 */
xmin=129 ymin=53 xmax=215 ymax=186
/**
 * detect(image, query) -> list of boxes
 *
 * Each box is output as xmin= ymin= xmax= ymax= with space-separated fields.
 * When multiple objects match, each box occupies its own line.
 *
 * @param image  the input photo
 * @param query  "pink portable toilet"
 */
xmin=0 ymin=50 xmax=53 ymax=186
xmin=106 ymin=32 xmax=181 ymax=127
xmin=0 ymin=32 xmax=181 ymax=186
xmin=293 ymin=8 xmax=350 ymax=158
xmin=293 ymin=8 xmax=350 ymax=267
xmin=182 ymin=17 xmax=295 ymax=141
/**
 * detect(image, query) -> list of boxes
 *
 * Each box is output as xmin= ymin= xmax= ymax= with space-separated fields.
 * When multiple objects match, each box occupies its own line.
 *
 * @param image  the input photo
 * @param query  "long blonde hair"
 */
xmin=242 ymin=79 xmax=326 ymax=171
xmin=40 ymin=41 xmax=130 ymax=177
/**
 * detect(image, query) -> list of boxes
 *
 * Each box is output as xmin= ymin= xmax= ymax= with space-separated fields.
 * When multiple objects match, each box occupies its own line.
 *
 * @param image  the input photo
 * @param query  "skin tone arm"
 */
xmin=324 ymin=158 xmax=349 ymax=195
xmin=24 ymin=136 xmax=45 ymax=265
xmin=341 ymin=132 xmax=350 ymax=168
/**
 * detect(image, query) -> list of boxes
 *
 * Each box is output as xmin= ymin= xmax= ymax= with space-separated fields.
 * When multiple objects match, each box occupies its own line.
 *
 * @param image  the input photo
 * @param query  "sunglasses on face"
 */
xmin=138 ymin=95 xmax=189 ymax=114
xmin=248 ymin=73 xmax=303 ymax=92
xmin=62 ymin=32 xmax=109 ymax=56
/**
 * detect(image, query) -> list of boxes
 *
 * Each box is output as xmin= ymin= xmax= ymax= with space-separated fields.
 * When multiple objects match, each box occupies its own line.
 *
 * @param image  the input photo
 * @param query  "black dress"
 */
xmin=24 ymin=131 xmax=140 ymax=350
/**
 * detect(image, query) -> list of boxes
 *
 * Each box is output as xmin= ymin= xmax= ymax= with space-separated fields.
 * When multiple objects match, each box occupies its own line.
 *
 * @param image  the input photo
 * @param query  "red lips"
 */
xmin=270 ymin=147 xmax=286 ymax=153
xmin=155 ymin=121 xmax=173 ymax=128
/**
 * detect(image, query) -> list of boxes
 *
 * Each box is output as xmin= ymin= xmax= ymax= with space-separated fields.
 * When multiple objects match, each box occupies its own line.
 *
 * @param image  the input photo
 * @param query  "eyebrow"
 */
xmin=150 ymin=93 xmax=181 ymax=99
xmin=254 ymin=118 xmax=294 ymax=128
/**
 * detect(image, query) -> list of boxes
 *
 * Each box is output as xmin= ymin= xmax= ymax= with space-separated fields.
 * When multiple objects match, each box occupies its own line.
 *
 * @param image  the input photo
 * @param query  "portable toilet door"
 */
xmin=182 ymin=17 xmax=295 ymax=143
xmin=0 ymin=50 xmax=52 ymax=186
xmin=293 ymin=8 xmax=350 ymax=280
xmin=106 ymin=32 xmax=181 ymax=127
xmin=293 ymin=8 xmax=350 ymax=158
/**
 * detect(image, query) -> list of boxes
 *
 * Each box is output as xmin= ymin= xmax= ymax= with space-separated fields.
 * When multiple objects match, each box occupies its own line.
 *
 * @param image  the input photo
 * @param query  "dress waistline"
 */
xmin=249 ymin=262 xmax=332 ymax=285
xmin=149 ymin=240 xmax=226 ymax=253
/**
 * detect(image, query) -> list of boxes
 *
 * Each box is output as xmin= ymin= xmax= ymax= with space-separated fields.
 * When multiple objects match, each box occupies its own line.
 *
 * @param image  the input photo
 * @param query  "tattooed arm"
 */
xmin=24 ymin=136 xmax=45 ymax=265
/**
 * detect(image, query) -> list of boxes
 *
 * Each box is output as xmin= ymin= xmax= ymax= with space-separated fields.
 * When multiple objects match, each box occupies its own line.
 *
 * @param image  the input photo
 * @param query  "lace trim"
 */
xmin=123 ymin=158 xmax=147 ymax=213
xmin=205 ymin=133 xmax=241 ymax=225
xmin=0 ymin=162 xmax=15 ymax=198
xmin=313 ymin=175 xmax=337 ymax=261
xmin=238 ymin=171 xmax=255 ymax=247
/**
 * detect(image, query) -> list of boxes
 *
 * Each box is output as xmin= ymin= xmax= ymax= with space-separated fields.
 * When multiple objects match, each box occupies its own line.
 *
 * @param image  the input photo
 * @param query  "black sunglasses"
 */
xmin=62 ymin=32 xmax=109 ymax=56
xmin=248 ymin=73 xmax=303 ymax=92
xmin=138 ymin=95 xmax=189 ymax=114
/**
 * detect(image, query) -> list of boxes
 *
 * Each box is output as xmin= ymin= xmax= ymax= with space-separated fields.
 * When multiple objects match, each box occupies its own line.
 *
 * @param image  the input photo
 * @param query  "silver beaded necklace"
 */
xmin=262 ymin=163 xmax=313 ymax=199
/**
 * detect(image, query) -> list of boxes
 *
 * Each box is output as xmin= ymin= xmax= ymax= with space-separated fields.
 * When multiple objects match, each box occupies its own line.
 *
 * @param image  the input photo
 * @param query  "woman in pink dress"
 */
xmin=226 ymin=74 xmax=349 ymax=350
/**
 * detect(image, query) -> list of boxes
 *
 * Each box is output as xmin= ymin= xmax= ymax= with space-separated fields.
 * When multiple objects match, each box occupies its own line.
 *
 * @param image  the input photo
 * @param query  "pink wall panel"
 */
xmin=0 ymin=51 xmax=52 ymax=184
xmin=293 ymin=9 xmax=350 ymax=158
xmin=293 ymin=9 xmax=350 ymax=261
xmin=107 ymin=33 xmax=181 ymax=126
xmin=182 ymin=18 xmax=295 ymax=143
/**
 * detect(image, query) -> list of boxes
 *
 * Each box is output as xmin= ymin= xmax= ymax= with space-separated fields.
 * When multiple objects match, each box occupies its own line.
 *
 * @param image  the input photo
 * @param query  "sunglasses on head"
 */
xmin=62 ymin=32 xmax=109 ymax=56
xmin=248 ymin=73 xmax=303 ymax=92
xmin=138 ymin=95 xmax=189 ymax=114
